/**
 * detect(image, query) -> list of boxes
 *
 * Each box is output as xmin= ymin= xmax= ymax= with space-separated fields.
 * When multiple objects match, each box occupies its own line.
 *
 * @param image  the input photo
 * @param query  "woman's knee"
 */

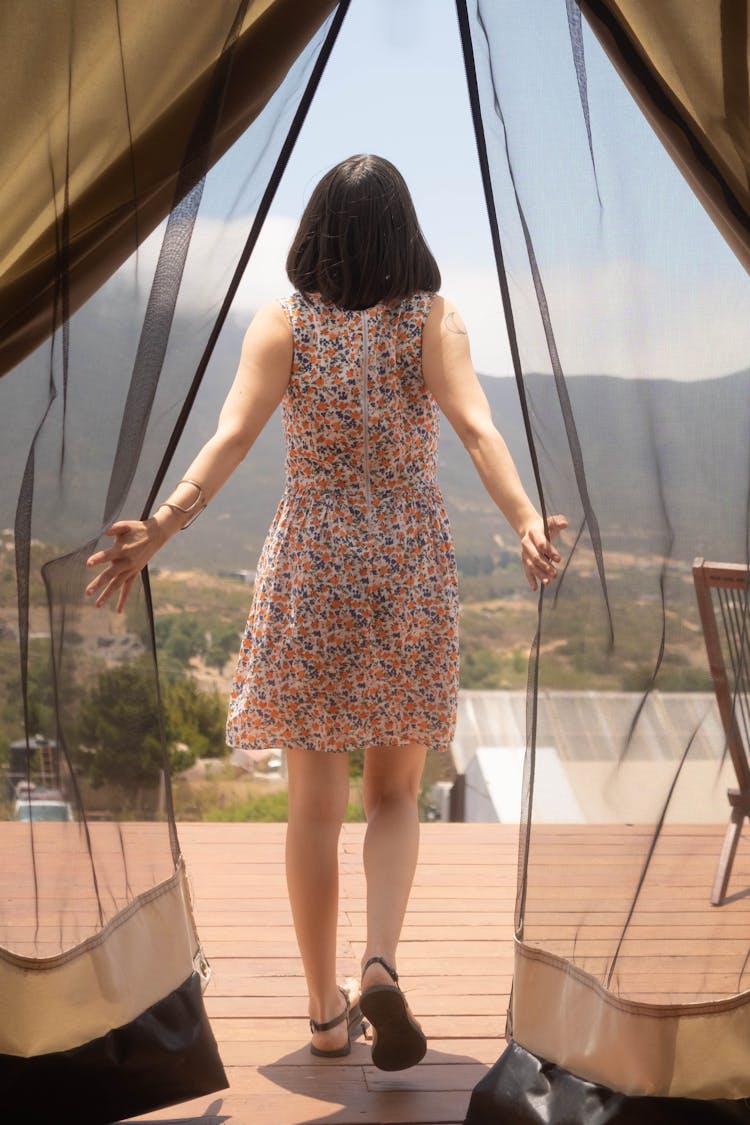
xmin=362 ymin=743 xmax=427 ymax=815
xmin=288 ymin=786 xmax=349 ymax=825
xmin=286 ymin=746 xmax=350 ymax=824
xmin=363 ymin=786 xmax=419 ymax=823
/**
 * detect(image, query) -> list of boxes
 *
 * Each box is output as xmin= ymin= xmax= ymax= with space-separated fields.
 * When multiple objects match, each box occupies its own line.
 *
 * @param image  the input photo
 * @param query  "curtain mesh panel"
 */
xmin=458 ymin=0 xmax=750 ymax=1116
xmin=0 ymin=2 xmax=345 ymax=1120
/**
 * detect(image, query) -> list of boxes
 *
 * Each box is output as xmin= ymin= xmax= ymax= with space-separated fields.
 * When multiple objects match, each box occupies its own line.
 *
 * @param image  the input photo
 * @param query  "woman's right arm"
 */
xmin=85 ymin=301 xmax=293 ymax=611
xmin=422 ymin=295 xmax=567 ymax=590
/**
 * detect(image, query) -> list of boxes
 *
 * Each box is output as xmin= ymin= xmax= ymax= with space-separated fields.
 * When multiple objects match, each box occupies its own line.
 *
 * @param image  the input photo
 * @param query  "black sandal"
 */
xmin=359 ymin=956 xmax=427 ymax=1071
xmin=309 ymin=986 xmax=364 ymax=1058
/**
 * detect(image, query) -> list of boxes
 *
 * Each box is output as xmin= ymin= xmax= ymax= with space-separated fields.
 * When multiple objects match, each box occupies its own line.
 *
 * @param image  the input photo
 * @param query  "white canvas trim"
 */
xmin=512 ymin=937 xmax=750 ymax=1099
xmin=0 ymin=860 xmax=197 ymax=1057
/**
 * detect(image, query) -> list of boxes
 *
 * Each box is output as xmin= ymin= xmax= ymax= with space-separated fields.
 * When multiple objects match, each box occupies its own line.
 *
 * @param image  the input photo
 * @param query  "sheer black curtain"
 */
xmin=458 ymin=0 xmax=750 ymax=1120
xmin=0 ymin=4 xmax=349 ymax=1122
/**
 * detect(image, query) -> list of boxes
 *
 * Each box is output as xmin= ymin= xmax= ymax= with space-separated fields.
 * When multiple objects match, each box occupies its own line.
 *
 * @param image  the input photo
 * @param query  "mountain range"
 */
xmin=2 ymin=288 xmax=748 ymax=573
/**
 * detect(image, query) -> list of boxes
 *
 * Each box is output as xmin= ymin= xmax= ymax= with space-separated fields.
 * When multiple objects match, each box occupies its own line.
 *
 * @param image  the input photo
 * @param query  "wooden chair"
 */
xmin=693 ymin=559 xmax=750 ymax=905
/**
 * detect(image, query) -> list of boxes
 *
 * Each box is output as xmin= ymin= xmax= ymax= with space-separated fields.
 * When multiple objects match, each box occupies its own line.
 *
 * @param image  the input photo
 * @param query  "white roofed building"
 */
xmin=450 ymin=690 xmax=732 ymax=824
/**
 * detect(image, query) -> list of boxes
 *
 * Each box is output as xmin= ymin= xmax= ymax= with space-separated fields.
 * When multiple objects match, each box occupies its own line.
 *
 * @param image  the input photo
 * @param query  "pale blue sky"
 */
xmin=181 ymin=0 xmax=748 ymax=380
xmin=206 ymin=1 xmax=488 ymax=259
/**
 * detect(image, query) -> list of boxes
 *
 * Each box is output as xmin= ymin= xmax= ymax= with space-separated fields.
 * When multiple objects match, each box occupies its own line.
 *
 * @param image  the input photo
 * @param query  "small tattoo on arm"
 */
xmin=444 ymin=311 xmax=468 ymax=335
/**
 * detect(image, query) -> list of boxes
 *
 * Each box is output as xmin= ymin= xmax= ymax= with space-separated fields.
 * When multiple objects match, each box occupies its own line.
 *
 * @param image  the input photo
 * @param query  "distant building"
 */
xmin=449 ymin=690 xmax=730 ymax=824
xmin=219 ymin=569 xmax=256 ymax=585
xmin=6 ymin=735 xmax=60 ymax=799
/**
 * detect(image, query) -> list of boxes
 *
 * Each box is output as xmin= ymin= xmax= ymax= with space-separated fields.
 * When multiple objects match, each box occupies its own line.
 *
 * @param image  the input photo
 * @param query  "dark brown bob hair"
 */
xmin=286 ymin=154 xmax=441 ymax=310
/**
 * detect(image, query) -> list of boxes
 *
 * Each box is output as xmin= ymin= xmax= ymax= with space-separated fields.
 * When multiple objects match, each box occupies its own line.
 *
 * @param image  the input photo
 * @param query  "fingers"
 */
xmin=547 ymin=514 xmax=568 ymax=541
xmin=85 ymin=574 xmax=114 ymax=603
xmin=86 ymin=522 xmax=141 ymax=568
xmin=86 ymin=549 xmax=110 ymax=568
xmin=525 ymin=539 xmax=558 ymax=581
xmin=522 ymin=519 xmax=567 ymax=587
xmin=84 ymin=520 xmax=150 ymax=608
xmin=537 ymin=538 xmax=561 ymax=565
xmin=85 ymin=568 xmax=116 ymax=607
xmin=520 ymin=513 xmax=568 ymax=591
xmin=86 ymin=540 xmax=122 ymax=570
xmin=522 ymin=554 xmax=552 ymax=588
xmin=91 ymin=570 xmax=132 ymax=609
xmin=85 ymin=558 xmax=137 ymax=606
xmin=85 ymin=554 xmax=121 ymax=596
xmin=116 ymin=575 xmax=136 ymax=615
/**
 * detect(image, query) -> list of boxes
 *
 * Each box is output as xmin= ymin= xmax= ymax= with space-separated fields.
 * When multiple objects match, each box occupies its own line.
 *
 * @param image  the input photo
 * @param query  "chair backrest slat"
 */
xmin=693 ymin=559 xmax=750 ymax=794
xmin=718 ymin=586 xmax=750 ymax=751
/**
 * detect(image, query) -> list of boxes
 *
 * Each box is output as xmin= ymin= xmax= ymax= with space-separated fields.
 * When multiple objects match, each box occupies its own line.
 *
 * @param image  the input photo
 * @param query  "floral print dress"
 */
xmin=226 ymin=290 xmax=459 ymax=754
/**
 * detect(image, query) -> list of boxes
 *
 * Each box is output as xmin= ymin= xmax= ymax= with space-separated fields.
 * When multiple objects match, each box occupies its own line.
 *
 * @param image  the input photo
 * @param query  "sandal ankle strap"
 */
xmin=362 ymin=955 xmax=398 ymax=983
xmin=309 ymin=988 xmax=349 ymax=1033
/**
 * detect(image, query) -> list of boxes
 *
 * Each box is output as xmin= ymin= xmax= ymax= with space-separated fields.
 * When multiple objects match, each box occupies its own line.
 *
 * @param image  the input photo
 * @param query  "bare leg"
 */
xmin=360 ymin=742 xmax=427 ymax=991
xmin=285 ymin=746 xmax=351 ymax=1052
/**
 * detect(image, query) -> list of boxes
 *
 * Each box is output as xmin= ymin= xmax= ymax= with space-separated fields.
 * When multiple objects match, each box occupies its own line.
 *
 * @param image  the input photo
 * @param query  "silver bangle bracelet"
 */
xmin=157 ymin=479 xmax=207 ymax=530
xmin=157 ymin=501 xmax=206 ymax=530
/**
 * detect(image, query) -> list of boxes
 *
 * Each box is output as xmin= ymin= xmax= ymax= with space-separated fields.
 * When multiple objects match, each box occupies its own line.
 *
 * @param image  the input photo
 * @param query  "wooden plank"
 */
xmin=3 ymin=820 xmax=746 ymax=1125
xmin=365 ymin=1063 xmax=488 ymax=1092
xmin=128 ymin=1091 xmax=472 ymax=1124
xmin=203 ymin=1015 xmax=505 ymax=1041
xmin=204 ymin=993 xmax=506 ymax=1019
xmin=214 ymin=1039 xmax=504 ymax=1068
xmin=205 ymin=973 xmax=511 ymax=999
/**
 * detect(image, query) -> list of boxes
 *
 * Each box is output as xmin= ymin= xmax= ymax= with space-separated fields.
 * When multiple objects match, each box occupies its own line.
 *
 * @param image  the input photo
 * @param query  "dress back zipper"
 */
xmin=360 ymin=310 xmax=372 ymax=521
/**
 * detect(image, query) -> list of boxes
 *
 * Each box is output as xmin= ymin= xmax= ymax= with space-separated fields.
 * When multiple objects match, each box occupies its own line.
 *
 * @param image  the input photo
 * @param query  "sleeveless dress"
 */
xmin=225 ymin=291 xmax=459 ymax=754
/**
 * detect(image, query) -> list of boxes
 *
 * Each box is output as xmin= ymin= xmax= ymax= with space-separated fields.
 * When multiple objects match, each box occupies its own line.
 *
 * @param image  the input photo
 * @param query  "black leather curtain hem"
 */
xmin=0 ymin=972 xmax=227 ymax=1125
xmin=464 ymin=1041 xmax=750 ymax=1125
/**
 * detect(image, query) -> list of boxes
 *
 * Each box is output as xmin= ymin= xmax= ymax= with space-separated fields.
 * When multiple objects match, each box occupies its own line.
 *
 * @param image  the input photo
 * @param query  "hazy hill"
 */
xmin=2 ymin=287 xmax=748 ymax=571
xmin=155 ymin=326 xmax=750 ymax=570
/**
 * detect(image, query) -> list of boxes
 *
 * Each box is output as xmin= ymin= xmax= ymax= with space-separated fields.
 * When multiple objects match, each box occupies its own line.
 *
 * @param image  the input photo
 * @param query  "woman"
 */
xmin=85 ymin=154 xmax=566 ymax=1070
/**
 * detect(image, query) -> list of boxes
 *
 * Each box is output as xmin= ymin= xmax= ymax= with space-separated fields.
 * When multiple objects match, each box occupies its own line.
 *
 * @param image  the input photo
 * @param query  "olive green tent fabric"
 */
xmin=580 ymin=0 xmax=750 ymax=272
xmin=0 ymin=0 xmax=337 ymax=377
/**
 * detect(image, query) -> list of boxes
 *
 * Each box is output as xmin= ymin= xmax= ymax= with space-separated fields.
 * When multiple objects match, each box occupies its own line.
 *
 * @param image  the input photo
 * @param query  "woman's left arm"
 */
xmin=85 ymin=301 xmax=292 ymax=611
xmin=422 ymin=295 xmax=567 ymax=590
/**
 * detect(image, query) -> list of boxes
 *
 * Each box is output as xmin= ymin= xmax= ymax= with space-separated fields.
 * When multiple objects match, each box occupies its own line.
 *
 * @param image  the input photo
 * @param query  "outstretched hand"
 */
xmin=520 ymin=513 xmax=568 ymax=591
xmin=85 ymin=518 xmax=166 ymax=613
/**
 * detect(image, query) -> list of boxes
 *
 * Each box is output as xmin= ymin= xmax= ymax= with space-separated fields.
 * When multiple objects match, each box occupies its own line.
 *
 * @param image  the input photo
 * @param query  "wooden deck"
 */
xmin=122 ymin=821 xmax=750 ymax=1125
xmin=122 ymin=822 xmax=513 ymax=1125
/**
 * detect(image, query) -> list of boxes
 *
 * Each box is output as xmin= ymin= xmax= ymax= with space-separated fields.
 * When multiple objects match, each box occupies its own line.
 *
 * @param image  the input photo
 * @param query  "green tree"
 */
xmin=460 ymin=648 xmax=506 ymax=689
xmin=78 ymin=660 xmax=164 ymax=788
xmin=0 ymin=637 xmax=78 ymax=743
xmin=163 ymin=677 xmax=227 ymax=759
xmin=204 ymin=624 xmax=241 ymax=671
xmin=77 ymin=658 xmax=229 ymax=788
xmin=157 ymin=613 xmax=206 ymax=664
